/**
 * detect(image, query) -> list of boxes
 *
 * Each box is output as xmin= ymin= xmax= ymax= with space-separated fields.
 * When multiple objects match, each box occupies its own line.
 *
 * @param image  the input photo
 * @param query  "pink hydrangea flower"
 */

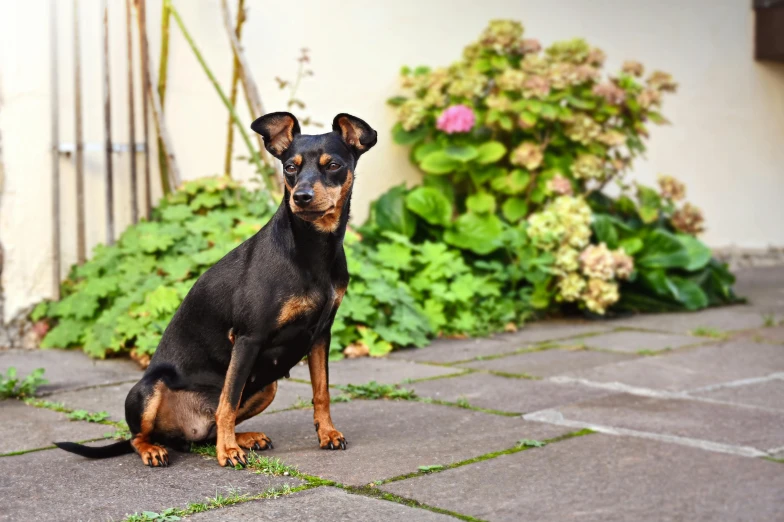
xmin=436 ymin=105 xmax=475 ymax=134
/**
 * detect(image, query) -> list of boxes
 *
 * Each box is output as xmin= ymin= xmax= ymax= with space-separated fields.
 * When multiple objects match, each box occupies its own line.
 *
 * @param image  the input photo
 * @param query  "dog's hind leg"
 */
xmin=234 ymin=381 xmax=277 ymax=451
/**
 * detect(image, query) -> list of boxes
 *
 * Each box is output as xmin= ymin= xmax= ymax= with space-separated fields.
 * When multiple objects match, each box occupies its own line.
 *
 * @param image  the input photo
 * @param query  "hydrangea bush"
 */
xmin=376 ymin=19 xmax=736 ymax=315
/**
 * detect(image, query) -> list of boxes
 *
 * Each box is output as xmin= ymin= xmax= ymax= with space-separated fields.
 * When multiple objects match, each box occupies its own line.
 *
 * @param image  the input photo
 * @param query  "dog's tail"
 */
xmin=54 ymin=439 xmax=134 ymax=459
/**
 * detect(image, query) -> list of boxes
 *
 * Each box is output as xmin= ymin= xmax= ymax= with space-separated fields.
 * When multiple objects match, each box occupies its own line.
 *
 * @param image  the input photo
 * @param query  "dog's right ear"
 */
xmin=250 ymin=112 xmax=301 ymax=158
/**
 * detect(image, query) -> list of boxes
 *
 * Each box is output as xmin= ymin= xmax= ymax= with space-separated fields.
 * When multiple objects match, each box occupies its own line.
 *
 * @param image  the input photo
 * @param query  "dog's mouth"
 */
xmin=293 ymin=207 xmax=334 ymax=221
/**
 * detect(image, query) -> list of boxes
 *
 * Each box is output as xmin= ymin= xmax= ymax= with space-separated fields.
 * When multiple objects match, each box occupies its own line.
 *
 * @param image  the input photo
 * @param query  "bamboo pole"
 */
xmin=125 ymin=0 xmax=138 ymax=223
xmin=156 ymin=0 xmax=171 ymax=189
xmin=167 ymin=1 xmax=274 ymax=197
xmin=135 ymin=0 xmax=153 ymax=211
xmin=102 ymin=0 xmax=115 ymax=245
xmin=135 ymin=0 xmax=180 ymax=193
xmin=220 ymin=0 xmax=271 ymax=165
xmin=50 ymin=0 xmax=61 ymax=298
xmin=73 ymin=0 xmax=86 ymax=264
xmin=223 ymin=0 xmax=246 ymax=177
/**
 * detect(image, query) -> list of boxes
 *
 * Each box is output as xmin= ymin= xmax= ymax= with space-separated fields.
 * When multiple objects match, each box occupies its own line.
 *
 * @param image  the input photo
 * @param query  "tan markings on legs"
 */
xmin=130 ymin=382 xmax=169 ymax=467
xmin=319 ymin=153 xmax=332 ymax=166
xmin=308 ymin=341 xmax=345 ymax=449
xmin=313 ymin=170 xmax=354 ymax=233
xmin=235 ymin=432 xmax=273 ymax=451
xmin=215 ymin=357 xmax=246 ymax=467
xmin=334 ymin=286 xmax=346 ymax=308
xmin=236 ymin=381 xmax=278 ymax=423
xmin=277 ymin=293 xmax=319 ymax=327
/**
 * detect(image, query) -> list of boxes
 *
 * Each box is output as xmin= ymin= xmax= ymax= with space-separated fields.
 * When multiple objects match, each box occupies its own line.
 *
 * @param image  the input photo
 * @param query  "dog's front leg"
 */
xmin=308 ymin=336 xmax=346 ymax=450
xmin=215 ymin=335 xmax=259 ymax=467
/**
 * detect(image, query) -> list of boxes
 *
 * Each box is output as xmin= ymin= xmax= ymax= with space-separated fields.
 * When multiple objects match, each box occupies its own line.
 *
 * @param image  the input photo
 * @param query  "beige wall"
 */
xmin=1 ymin=0 xmax=783 ymax=322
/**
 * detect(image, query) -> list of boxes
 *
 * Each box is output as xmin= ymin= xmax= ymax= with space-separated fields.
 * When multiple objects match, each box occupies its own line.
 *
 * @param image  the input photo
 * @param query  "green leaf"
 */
xmin=405 ymin=187 xmax=452 ymax=227
xmin=490 ymin=169 xmax=530 ymax=195
xmin=423 ymin=175 xmax=456 ymax=205
xmin=372 ymin=185 xmax=417 ymax=238
xmin=670 ymin=276 xmax=709 ymax=310
xmin=392 ymin=123 xmax=429 ymax=145
xmin=465 ymin=193 xmax=496 ymax=214
xmin=638 ymin=206 xmax=659 ymax=224
xmin=420 ymin=151 xmax=461 ymax=175
xmin=375 ymin=243 xmax=413 ymax=271
xmin=413 ymin=142 xmax=441 ymax=162
xmin=41 ymin=319 xmax=87 ymax=348
xmin=470 ymin=166 xmax=505 ymax=187
xmin=443 ymin=213 xmax=504 ymax=255
xmin=637 ymin=229 xmax=690 ymax=269
xmin=618 ymin=237 xmax=644 ymax=255
xmin=501 ymin=197 xmax=528 ymax=222
xmin=592 ymin=214 xmax=619 ymax=248
xmin=677 ymin=234 xmax=712 ymax=271
xmin=144 ymin=286 xmax=181 ymax=316
xmin=475 ymin=141 xmax=507 ymax=164
xmin=444 ymin=145 xmax=478 ymax=162
xmin=386 ymin=96 xmax=408 ymax=107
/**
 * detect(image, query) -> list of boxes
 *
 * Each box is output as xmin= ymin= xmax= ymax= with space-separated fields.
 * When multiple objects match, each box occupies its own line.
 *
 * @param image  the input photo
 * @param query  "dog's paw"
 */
xmin=135 ymin=442 xmax=169 ymax=467
xmin=217 ymin=443 xmax=247 ymax=467
xmin=236 ymin=432 xmax=273 ymax=451
xmin=317 ymin=426 xmax=347 ymax=450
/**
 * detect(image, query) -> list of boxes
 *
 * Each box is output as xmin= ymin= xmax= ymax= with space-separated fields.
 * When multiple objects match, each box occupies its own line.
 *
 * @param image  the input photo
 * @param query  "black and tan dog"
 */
xmin=55 ymin=112 xmax=376 ymax=467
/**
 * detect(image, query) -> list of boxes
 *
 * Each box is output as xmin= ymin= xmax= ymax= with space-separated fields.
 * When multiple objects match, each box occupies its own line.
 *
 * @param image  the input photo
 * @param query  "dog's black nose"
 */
xmin=293 ymin=187 xmax=314 ymax=207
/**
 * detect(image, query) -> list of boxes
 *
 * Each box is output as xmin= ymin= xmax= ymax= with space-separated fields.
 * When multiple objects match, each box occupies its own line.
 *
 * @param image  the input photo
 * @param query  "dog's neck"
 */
xmin=271 ymin=187 xmax=352 ymax=269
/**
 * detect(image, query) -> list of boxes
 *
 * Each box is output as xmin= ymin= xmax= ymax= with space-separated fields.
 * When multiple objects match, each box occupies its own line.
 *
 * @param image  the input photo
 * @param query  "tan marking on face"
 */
xmin=265 ymin=115 xmax=297 ymax=155
xmin=277 ymin=293 xmax=320 ymax=327
xmin=292 ymin=154 xmax=303 ymax=166
xmin=319 ymin=154 xmax=332 ymax=166
xmin=312 ymin=170 xmax=354 ymax=233
xmin=337 ymin=116 xmax=365 ymax=150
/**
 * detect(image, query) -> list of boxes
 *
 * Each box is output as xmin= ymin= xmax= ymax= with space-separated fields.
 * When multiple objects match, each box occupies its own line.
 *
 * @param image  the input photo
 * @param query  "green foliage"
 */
xmin=517 ymin=439 xmax=547 ymax=448
xmin=67 ymin=409 xmax=110 ymax=423
xmin=36 ymin=177 xmax=275 ymax=358
xmin=335 ymin=381 xmax=417 ymax=401
xmin=0 ymin=368 xmax=47 ymax=399
xmin=418 ymin=464 xmax=445 ymax=472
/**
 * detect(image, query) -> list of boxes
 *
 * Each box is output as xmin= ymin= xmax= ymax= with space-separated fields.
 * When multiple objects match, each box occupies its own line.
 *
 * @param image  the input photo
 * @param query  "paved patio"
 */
xmin=1 ymin=266 xmax=782 ymax=521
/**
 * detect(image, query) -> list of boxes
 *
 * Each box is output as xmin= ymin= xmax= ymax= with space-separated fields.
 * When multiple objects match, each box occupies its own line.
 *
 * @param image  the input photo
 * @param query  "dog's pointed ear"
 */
xmin=251 ymin=112 xmax=301 ymax=158
xmin=332 ymin=113 xmax=377 ymax=158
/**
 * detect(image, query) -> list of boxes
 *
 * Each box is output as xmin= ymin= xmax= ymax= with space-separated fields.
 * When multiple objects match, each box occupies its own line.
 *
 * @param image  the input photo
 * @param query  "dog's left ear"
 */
xmin=332 ymin=113 xmax=377 ymax=158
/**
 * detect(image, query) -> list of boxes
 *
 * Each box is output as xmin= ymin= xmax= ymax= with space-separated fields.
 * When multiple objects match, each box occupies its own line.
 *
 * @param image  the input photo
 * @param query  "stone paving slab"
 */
xmin=458 ymin=347 xmax=635 ymax=377
xmin=241 ymin=400 xmax=572 ymax=486
xmin=389 ymin=322 xmax=607 ymax=364
xmin=46 ymin=381 xmax=135 ymax=421
xmin=0 ymin=446 xmax=302 ymax=522
xmin=409 ymin=372 xmax=615 ymax=414
xmin=0 ymin=349 xmax=140 ymax=394
xmin=580 ymin=330 xmax=701 ymax=353
xmin=0 ymin=400 xmax=110 ymax=455
xmin=692 ymin=378 xmax=784 ymax=411
xmin=564 ymin=339 xmax=784 ymax=392
xmin=608 ymin=306 xmax=766 ymax=334
xmin=733 ymin=266 xmax=784 ymax=313
xmin=554 ymin=392 xmax=784 ymax=450
xmin=733 ymin=325 xmax=784 ymax=344
xmin=188 ymin=486 xmax=454 ymax=521
xmin=380 ymin=434 xmax=784 ymax=522
xmin=288 ymin=358 xmax=463 ymax=385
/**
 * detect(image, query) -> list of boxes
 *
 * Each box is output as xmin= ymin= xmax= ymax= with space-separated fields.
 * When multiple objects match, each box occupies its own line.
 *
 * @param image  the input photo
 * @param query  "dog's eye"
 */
xmin=327 ymin=162 xmax=341 ymax=172
xmin=284 ymin=165 xmax=297 ymax=175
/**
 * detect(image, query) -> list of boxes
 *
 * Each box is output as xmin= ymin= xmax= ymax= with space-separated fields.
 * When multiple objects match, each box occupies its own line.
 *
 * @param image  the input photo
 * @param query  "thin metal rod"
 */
xmin=126 ymin=0 xmax=138 ymax=223
xmin=73 ymin=0 xmax=86 ymax=263
xmin=137 ymin=0 xmax=181 ymax=192
xmin=50 ymin=0 xmax=61 ymax=298
xmin=135 ymin=0 xmax=153 ymax=212
xmin=102 ymin=0 xmax=114 ymax=245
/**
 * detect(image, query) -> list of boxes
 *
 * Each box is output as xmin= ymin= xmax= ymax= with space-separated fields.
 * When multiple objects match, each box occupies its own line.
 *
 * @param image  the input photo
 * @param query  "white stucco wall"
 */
xmin=1 ymin=0 xmax=783 ymax=322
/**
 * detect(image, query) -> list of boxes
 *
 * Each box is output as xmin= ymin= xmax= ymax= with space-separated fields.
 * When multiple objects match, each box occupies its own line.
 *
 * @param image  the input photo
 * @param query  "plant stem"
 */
xmin=223 ymin=0 xmax=245 ymax=178
xmin=156 ymin=0 xmax=171 ymax=191
xmin=167 ymin=1 xmax=276 ymax=200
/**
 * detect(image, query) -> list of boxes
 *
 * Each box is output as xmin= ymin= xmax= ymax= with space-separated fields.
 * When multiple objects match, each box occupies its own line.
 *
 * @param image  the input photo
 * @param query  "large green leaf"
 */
xmin=637 ymin=229 xmax=690 ymax=269
xmin=592 ymin=214 xmax=619 ymax=248
xmin=465 ymin=193 xmax=496 ymax=214
xmin=372 ymin=184 xmax=417 ymax=237
xmin=405 ymin=187 xmax=452 ymax=227
xmin=420 ymin=150 xmax=461 ymax=175
xmin=444 ymin=145 xmax=479 ymax=163
xmin=670 ymin=276 xmax=709 ymax=310
xmin=392 ymin=123 xmax=428 ymax=145
xmin=475 ymin=141 xmax=507 ymax=164
xmin=501 ymin=197 xmax=528 ymax=222
xmin=677 ymin=234 xmax=712 ymax=271
xmin=490 ymin=169 xmax=530 ymax=195
xmin=443 ymin=213 xmax=504 ymax=255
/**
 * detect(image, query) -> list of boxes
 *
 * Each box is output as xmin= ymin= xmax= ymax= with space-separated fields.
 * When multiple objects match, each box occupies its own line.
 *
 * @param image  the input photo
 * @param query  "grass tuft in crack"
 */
xmin=190 ymin=444 xmax=299 ymax=476
xmin=67 ymin=409 xmax=110 ymax=423
xmin=335 ymin=381 xmax=417 ymax=400
xmin=0 ymin=367 xmax=47 ymax=399
xmin=691 ymin=327 xmax=727 ymax=339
